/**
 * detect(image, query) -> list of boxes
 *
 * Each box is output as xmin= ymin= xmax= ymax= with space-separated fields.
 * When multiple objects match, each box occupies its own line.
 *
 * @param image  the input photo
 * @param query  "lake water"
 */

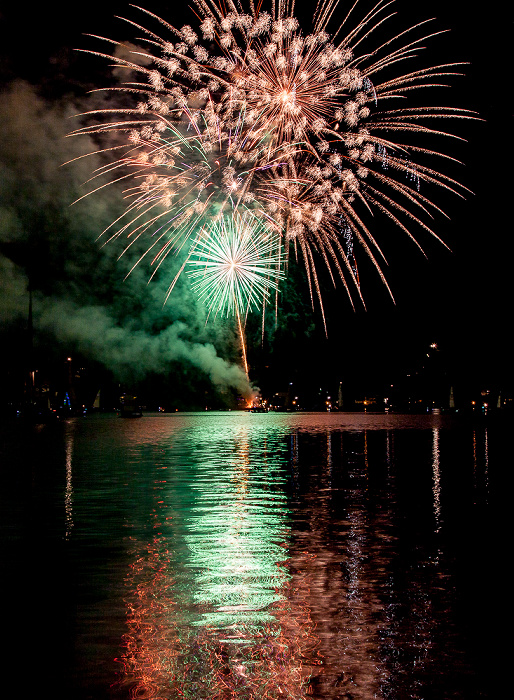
xmin=1 ymin=411 xmax=503 ymax=699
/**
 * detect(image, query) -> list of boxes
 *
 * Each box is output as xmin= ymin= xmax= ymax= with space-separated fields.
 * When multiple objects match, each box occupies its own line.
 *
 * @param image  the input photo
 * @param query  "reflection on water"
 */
xmin=1 ymin=411 xmax=499 ymax=699
xmin=119 ymin=422 xmax=311 ymax=699
xmin=432 ymin=428 xmax=442 ymax=532
xmin=64 ymin=420 xmax=76 ymax=540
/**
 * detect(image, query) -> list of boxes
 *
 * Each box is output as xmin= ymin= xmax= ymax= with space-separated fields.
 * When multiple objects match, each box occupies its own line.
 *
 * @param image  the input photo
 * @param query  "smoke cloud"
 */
xmin=0 ymin=80 xmax=254 ymax=401
xmin=37 ymin=299 xmax=251 ymax=394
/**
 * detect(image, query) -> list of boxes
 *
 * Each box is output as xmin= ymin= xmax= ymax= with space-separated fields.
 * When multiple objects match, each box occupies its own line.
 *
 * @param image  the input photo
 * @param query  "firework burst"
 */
xmin=186 ymin=211 xmax=284 ymax=374
xmin=70 ymin=0 xmax=476 ymax=328
xmin=187 ymin=213 xmax=284 ymax=319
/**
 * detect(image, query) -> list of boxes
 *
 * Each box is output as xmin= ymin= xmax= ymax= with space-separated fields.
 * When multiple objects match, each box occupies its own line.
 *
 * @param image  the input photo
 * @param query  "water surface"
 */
xmin=1 ymin=411 xmax=501 ymax=698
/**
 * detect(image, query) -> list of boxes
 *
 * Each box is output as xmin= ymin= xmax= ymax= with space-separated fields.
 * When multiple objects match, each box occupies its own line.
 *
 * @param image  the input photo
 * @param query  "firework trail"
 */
xmin=70 ymin=0 xmax=475 ymax=331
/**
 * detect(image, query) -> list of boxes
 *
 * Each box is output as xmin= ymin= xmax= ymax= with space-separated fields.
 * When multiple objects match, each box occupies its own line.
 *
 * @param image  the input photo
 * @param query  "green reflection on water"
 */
xmin=120 ymin=415 xmax=309 ymax=699
xmin=182 ymin=423 xmax=291 ymax=630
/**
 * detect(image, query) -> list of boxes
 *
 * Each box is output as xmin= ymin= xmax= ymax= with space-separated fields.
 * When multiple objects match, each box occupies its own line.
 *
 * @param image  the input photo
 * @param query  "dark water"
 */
xmin=1 ymin=411 xmax=503 ymax=699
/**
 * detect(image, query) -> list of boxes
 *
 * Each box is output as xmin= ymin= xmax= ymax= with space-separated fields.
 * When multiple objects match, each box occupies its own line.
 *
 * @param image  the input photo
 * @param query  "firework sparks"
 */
xmin=73 ymin=106 xmax=290 ymax=278
xmin=187 ymin=213 xmax=284 ymax=319
xmin=186 ymin=212 xmax=284 ymax=375
xmin=71 ymin=0 xmax=476 ymax=327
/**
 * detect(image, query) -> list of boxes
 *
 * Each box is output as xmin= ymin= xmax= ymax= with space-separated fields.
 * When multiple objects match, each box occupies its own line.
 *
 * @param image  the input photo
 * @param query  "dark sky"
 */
xmin=0 ymin=1 xmax=510 ymax=405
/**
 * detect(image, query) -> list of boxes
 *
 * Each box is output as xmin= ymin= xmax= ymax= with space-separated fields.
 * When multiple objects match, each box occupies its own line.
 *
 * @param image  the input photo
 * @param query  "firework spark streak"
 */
xmin=70 ymin=0 xmax=476 ymax=330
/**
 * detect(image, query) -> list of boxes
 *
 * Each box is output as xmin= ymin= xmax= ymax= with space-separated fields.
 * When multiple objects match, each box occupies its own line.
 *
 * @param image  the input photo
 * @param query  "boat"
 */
xmin=119 ymin=395 xmax=143 ymax=418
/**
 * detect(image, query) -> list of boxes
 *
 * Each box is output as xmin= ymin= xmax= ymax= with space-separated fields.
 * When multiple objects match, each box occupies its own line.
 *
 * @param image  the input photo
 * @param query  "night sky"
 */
xmin=0 ymin=1 xmax=510 ymax=409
